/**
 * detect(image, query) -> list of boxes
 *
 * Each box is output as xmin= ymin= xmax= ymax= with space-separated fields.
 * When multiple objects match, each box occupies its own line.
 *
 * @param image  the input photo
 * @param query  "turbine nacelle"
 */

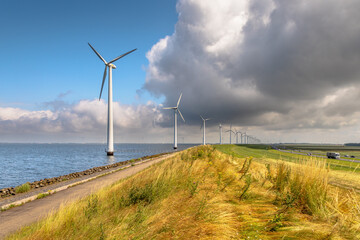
xmin=108 ymin=63 xmax=117 ymax=69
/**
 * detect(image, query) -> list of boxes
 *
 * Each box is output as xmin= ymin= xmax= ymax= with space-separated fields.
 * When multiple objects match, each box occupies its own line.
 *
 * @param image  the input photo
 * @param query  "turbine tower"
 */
xmin=163 ymin=93 xmax=185 ymax=149
xmin=219 ymin=123 xmax=222 ymax=144
xmin=234 ymin=129 xmax=242 ymax=144
xmin=244 ymin=133 xmax=248 ymax=144
xmin=226 ymin=124 xmax=234 ymax=144
xmin=88 ymin=43 xmax=136 ymax=156
xmin=241 ymin=132 xmax=245 ymax=144
xmin=200 ymin=116 xmax=211 ymax=145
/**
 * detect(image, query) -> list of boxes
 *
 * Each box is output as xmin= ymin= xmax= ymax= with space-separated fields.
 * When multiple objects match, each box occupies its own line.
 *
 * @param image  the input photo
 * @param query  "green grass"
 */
xmin=36 ymin=192 xmax=49 ymax=199
xmin=15 ymin=183 xmax=31 ymax=194
xmin=216 ymin=144 xmax=360 ymax=172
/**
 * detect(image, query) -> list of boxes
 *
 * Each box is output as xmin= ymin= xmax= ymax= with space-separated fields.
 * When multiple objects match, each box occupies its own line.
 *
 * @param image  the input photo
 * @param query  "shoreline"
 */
xmin=0 ymin=152 xmax=170 ymax=208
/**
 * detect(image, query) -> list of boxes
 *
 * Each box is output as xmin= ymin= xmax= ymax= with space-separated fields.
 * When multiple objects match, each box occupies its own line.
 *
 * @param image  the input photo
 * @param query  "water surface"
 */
xmin=0 ymin=143 xmax=196 ymax=189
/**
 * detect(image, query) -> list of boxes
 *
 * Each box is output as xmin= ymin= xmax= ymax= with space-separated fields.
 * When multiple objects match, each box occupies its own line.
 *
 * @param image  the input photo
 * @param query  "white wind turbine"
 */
xmin=88 ymin=43 xmax=136 ymax=156
xmin=243 ymin=132 xmax=248 ymax=144
xmin=200 ymin=116 xmax=211 ymax=145
xmin=163 ymin=93 xmax=185 ymax=149
xmin=226 ymin=124 xmax=234 ymax=144
xmin=219 ymin=123 xmax=222 ymax=145
xmin=234 ymin=129 xmax=242 ymax=144
xmin=241 ymin=132 xmax=246 ymax=144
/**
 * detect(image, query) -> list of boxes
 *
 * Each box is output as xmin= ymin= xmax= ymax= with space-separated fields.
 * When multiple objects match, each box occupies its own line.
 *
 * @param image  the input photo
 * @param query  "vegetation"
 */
xmin=15 ymin=183 xmax=31 ymax=194
xmin=8 ymin=145 xmax=360 ymax=239
xmin=217 ymin=144 xmax=360 ymax=172
xmin=36 ymin=192 xmax=50 ymax=199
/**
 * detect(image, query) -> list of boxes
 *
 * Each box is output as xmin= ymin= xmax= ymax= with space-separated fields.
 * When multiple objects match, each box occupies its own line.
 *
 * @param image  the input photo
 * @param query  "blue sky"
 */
xmin=0 ymin=0 xmax=177 ymax=110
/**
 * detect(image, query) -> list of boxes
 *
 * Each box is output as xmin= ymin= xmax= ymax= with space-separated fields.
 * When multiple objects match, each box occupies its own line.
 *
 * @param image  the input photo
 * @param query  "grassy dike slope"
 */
xmin=8 ymin=146 xmax=360 ymax=239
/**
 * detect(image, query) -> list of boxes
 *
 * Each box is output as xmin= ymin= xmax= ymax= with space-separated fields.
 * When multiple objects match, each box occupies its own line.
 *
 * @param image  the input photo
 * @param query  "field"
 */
xmin=218 ymin=144 xmax=360 ymax=172
xmin=216 ymin=145 xmax=360 ymax=192
xmin=279 ymin=144 xmax=360 ymax=160
xmin=7 ymin=145 xmax=360 ymax=239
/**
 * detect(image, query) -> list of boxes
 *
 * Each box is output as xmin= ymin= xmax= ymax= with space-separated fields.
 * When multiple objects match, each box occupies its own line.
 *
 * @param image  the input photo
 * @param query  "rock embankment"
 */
xmin=0 ymin=153 xmax=166 ymax=198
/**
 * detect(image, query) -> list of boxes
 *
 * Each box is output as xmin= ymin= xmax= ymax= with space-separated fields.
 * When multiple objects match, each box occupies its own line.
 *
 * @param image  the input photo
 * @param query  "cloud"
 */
xmin=144 ymin=0 xmax=360 ymax=132
xmin=0 ymin=100 xmax=164 ymax=142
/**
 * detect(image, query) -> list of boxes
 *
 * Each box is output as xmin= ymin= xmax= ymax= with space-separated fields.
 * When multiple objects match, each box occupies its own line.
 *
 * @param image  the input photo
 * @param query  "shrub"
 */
xmin=15 ymin=183 xmax=31 ymax=193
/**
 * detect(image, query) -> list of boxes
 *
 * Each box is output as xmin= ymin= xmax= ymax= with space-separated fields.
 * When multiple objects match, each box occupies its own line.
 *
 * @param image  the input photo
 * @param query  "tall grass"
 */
xmin=267 ymin=157 xmax=360 ymax=238
xmin=270 ymin=159 xmax=329 ymax=216
xmin=9 ymin=146 xmax=244 ymax=239
xmin=7 ymin=146 xmax=360 ymax=239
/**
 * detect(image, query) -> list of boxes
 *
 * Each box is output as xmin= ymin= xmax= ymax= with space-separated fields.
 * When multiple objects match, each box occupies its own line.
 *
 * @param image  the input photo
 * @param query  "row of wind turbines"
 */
xmin=88 ymin=43 xmax=260 ymax=155
xmin=163 ymin=93 xmax=261 ymax=149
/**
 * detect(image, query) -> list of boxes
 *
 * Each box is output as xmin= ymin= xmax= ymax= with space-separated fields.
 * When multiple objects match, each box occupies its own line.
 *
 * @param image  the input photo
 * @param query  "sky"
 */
xmin=1 ymin=0 xmax=360 ymax=144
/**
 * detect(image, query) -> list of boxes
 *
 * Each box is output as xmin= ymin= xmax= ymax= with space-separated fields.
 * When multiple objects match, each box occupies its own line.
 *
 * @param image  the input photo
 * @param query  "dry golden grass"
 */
xmin=7 ymin=146 xmax=360 ymax=239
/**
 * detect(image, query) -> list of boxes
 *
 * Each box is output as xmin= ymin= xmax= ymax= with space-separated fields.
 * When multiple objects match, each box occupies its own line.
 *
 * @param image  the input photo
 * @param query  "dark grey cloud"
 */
xmin=144 ymin=0 xmax=360 ymax=131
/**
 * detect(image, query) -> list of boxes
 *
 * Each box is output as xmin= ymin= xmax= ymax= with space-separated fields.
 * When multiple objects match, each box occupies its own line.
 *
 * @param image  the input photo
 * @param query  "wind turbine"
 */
xmin=219 ymin=123 xmax=222 ymax=144
xmin=234 ymin=129 xmax=242 ymax=144
xmin=88 ymin=43 xmax=136 ymax=156
xmin=241 ymin=132 xmax=246 ymax=144
xmin=200 ymin=116 xmax=211 ymax=145
xmin=244 ymin=133 xmax=248 ymax=144
xmin=163 ymin=93 xmax=185 ymax=149
xmin=226 ymin=124 xmax=234 ymax=144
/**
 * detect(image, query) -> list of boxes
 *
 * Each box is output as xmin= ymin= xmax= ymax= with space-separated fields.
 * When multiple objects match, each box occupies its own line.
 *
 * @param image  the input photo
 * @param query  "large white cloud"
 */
xmin=145 ymin=0 xmax=360 ymax=134
xmin=0 ymin=100 xmax=164 ymax=142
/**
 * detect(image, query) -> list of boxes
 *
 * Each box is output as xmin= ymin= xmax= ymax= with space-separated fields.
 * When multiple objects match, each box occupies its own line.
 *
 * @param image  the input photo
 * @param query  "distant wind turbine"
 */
xmin=243 ymin=132 xmax=248 ymax=144
xmin=241 ymin=132 xmax=246 ymax=144
xmin=88 ymin=43 xmax=136 ymax=155
xmin=163 ymin=93 xmax=185 ymax=149
xmin=234 ymin=129 xmax=242 ymax=144
xmin=200 ymin=116 xmax=211 ymax=145
xmin=219 ymin=123 xmax=222 ymax=145
xmin=226 ymin=124 xmax=234 ymax=144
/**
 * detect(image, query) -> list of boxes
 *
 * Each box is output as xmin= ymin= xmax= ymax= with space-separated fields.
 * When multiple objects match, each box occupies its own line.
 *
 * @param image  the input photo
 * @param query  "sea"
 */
xmin=0 ymin=143 xmax=197 ymax=189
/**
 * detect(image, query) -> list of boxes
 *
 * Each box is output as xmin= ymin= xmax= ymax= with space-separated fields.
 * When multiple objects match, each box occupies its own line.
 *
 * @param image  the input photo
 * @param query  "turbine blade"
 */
xmin=205 ymin=118 xmax=211 ymax=121
xmin=176 ymin=93 xmax=182 ymax=108
xmin=178 ymin=109 xmax=185 ymax=122
xmin=88 ymin=43 xmax=107 ymax=64
xmin=99 ymin=66 xmax=107 ymax=100
xmin=163 ymin=107 xmax=173 ymax=109
xmin=200 ymin=115 xmax=204 ymax=121
xmin=109 ymin=48 xmax=137 ymax=64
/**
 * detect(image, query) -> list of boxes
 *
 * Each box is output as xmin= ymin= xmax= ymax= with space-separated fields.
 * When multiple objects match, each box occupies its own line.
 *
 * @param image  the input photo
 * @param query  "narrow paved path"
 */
xmin=0 ymin=154 xmax=174 ymax=239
